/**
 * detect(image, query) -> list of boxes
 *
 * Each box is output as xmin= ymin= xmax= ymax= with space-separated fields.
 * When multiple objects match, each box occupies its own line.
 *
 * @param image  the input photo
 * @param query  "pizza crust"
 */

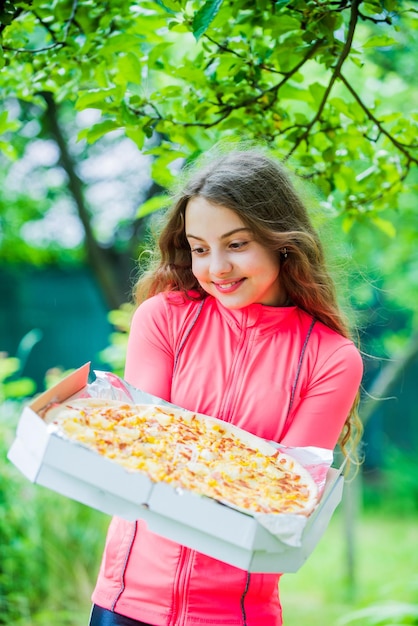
xmin=44 ymin=398 xmax=319 ymax=516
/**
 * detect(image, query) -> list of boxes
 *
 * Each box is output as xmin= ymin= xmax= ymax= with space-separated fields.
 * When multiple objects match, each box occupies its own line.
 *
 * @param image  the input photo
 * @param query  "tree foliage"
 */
xmin=0 ymin=0 xmax=417 ymax=397
xmin=0 ymin=0 xmax=417 ymax=224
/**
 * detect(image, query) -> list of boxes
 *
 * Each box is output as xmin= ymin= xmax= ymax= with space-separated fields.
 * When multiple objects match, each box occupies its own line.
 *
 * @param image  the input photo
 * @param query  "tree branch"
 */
xmin=33 ymin=10 xmax=61 ymax=43
xmin=203 ymin=33 xmax=247 ymax=61
xmin=2 ymin=1 xmax=78 ymax=54
xmin=337 ymin=72 xmax=418 ymax=166
xmin=356 ymin=168 xmax=409 ymax=208
xmin=63 ymin=0 xmax=79 ymax=39
xmin=257 ymin=38 xmax=325 ymax=103
xmin=285 ymin=0 xmax=362 ymax=159
xmin=2 ymin=42 xmax=65 ymax=54
xmin=145 ymin=37 xmax=325 ymax=131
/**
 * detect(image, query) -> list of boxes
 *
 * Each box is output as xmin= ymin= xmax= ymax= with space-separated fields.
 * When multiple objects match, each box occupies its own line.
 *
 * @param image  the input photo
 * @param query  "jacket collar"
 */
xmin=209 ymin=296 xmax=297 ymax=334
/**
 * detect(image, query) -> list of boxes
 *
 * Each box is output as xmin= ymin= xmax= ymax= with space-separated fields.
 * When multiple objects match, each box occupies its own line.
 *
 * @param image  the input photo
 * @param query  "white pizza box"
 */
xmin=7 ymin=363 xmax=344 ymax=573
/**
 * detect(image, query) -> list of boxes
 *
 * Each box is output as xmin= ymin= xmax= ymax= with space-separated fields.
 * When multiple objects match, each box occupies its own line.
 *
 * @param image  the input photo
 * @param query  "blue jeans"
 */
xmin=89 ymin=605 xmax=155 ymax=626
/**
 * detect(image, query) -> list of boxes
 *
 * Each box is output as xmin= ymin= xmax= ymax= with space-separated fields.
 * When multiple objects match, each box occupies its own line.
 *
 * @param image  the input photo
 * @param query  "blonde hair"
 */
xmin=135 ymin=148 xmax=362 ymax=464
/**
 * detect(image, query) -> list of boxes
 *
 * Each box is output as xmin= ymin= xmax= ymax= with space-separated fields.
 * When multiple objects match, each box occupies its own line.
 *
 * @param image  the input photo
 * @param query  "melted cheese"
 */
xmin=49 ymin=400 xmax=318 ymax=515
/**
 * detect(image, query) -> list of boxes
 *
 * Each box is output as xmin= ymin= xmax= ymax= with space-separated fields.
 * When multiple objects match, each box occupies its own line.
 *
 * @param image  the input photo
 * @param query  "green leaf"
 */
xmin=107 ymin=304 xmax=134 ymax=332
xmin=309 ymin=82 xmax=327 ymax=102
xmin=78 ymin=119 xmax=122 ymax=144
xmin=0 ymin=109 xmax=19 ymax=133
xmin=0 ymin=139 xmax=17 ymax=159
xmin=0 ymin=110 xmax=8 ymax=132
xmin=76 ymin=88 xmax=121 ymax=111
xmin=371 ymin=216 xmax=397 ymax=238
xmin=261 ymin=14 xmax=301 ymax=35
xmin=136 ymin=194 xmax=172 ymax=218
xmin=274 ymin=0 xmax=293 ymax=8
xmin=155 ymin=0 xmax=179 ymax=13
xmin=192 ymin=0 xmax=224 ymax=40
xmin=125 ymin=126 xmax=146 ymax=150
xmin=148 ymin=41 xmax=175 ymax=67
xmin=342 ymin=215 xmax=355 ymax=233
xmin=334 ymin=166 xmax=356 ymax=193
xmin=0 ymin=356 xmax=20 ymax=382
xmin=3 ymin=378 xmax=36 ymax=399
xmin=116 ymin=52 xmax=143 ymax=85
xmin=362 ymin=35 xmax=399 ymax=49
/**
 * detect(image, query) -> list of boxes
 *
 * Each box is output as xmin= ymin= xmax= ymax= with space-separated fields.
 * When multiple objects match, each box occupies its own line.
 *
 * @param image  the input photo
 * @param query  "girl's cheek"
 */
xmin=191 ymin=258 xmax=205 ymax=276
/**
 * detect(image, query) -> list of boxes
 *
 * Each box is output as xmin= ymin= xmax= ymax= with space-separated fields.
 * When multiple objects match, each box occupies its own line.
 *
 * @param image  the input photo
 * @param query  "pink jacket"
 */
xmin=92 ymin=293 xmax=363 ymax=625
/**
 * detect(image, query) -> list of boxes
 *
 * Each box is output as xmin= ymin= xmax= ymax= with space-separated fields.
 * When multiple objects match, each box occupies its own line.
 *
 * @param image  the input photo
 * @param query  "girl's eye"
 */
xmin=229 ymin=241 xmax=248 ymax=250
xmin=190 ymin=246 xmax=207 ymax=255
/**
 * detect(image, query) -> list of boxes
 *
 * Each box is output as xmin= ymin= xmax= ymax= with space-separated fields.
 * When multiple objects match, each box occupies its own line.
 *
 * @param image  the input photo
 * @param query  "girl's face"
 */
xmin=185 ymin=196 xmax=286 ymax=309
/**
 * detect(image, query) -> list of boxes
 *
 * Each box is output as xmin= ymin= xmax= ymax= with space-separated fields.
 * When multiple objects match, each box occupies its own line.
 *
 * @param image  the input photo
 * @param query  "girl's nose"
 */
xmin=209 ymin=251 xmax=233 ymax=276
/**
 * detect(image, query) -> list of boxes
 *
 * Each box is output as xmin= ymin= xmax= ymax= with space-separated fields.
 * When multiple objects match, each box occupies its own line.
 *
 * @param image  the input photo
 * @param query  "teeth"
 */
xmin=217 ymin=282 xmax=237 ymax=289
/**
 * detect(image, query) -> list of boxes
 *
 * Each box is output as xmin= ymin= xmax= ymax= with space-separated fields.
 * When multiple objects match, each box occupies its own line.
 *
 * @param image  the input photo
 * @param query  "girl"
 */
xmin=89 ymin=148 xmax=363 ymax=626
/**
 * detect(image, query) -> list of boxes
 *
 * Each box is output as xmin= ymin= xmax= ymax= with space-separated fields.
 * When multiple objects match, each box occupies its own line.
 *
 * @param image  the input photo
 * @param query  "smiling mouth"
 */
xmin=213 ymin=279 xmax=245 ymax=291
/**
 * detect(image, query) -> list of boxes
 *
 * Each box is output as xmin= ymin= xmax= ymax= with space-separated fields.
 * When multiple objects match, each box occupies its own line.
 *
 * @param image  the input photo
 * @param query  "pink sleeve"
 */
xmin=124 ymin=296 xmax=174 ymax=401
xmin=280 ymin=343 xmax=363 ymax=450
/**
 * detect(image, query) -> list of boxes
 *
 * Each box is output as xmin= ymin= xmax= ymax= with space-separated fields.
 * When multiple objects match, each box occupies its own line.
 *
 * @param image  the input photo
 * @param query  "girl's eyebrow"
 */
xmin=186 ymin=228 xmax=251 ymax=241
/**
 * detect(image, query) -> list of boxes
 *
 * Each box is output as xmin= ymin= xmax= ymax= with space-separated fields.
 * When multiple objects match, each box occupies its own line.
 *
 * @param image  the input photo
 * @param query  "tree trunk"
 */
xmin=360 ymin=331 xmax=418 ymax=425
xmin=40 ymin=91 xmax=123 ymax=310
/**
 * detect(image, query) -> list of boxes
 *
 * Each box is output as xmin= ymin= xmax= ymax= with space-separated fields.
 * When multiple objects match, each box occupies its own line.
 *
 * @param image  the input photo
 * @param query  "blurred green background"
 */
xmin=1 ymin=2 xmax=417 ymax=625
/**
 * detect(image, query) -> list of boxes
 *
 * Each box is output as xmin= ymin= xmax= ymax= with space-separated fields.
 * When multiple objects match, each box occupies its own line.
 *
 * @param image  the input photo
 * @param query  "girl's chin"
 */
xmin=201 ymin=283 xmax=258 ymax=308
xmin=210 ymin=292 xmax=253 ymax=309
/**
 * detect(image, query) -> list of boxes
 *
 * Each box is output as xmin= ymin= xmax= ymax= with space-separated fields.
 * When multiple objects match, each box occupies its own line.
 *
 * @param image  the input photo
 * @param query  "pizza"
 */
xmin=43 ymin=398 xmax=319 ymax=516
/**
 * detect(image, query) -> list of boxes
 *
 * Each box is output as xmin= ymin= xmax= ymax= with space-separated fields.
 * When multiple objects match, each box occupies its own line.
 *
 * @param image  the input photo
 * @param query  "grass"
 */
xmin=280 ymin=509 xmax=418 ymax=625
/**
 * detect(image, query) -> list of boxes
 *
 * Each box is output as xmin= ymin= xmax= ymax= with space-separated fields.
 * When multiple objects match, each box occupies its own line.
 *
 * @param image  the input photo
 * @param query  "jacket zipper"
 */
xmin=240 ymin=572 xmax=251 ymax=626
xmin=171 ymin=546 xmax=194 ymax=626
xmin=111 ymin=521 xmax=137 ymax=611
xmin=219 ymin=312 xmax=254 ymax=422
xmin=220 ymin=312 xmax=253 ymax=625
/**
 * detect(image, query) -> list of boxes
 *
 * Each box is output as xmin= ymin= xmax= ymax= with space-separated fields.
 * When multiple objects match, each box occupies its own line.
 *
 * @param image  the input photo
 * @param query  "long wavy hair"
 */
xmin=135 ymin=148 xmax=362 ymax=465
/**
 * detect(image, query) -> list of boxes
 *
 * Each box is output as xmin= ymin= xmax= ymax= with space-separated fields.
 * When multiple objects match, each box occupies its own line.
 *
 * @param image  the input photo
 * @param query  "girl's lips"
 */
xmin=213 ymin=278 xmax=245 ymax=293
